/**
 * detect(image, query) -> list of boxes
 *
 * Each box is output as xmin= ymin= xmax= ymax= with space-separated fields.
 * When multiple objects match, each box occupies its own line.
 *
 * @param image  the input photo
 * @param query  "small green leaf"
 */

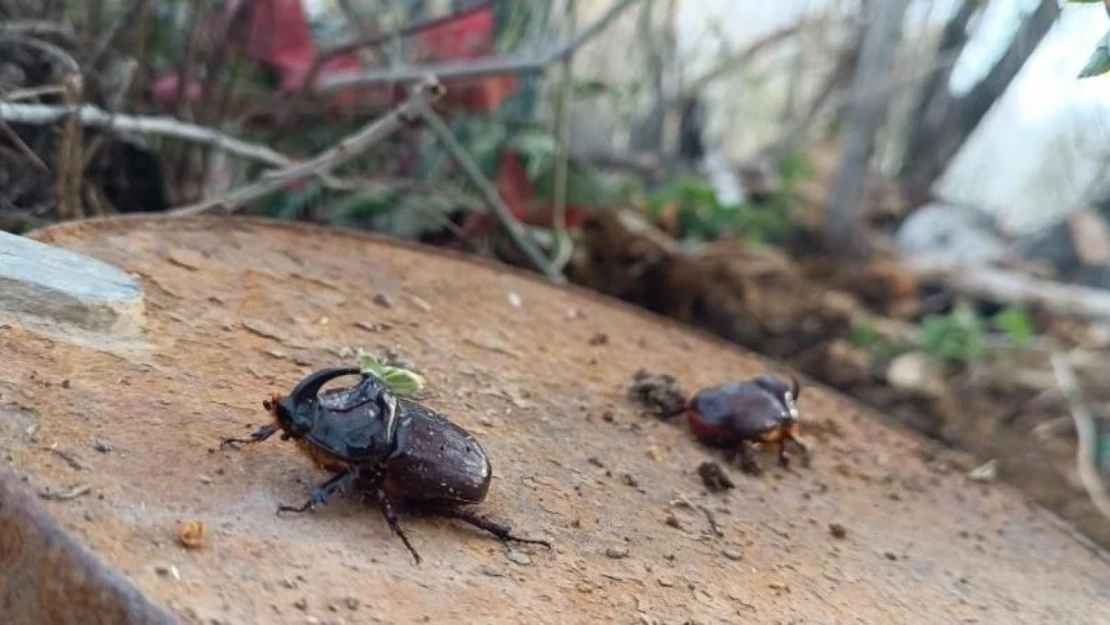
xmin=356 ymin=350 xmax=426 ymax=397
xmin=379 ymin=368 xmax=426 ymax=397
xmin=1079 ymin=29 xmax=1110 ymax=78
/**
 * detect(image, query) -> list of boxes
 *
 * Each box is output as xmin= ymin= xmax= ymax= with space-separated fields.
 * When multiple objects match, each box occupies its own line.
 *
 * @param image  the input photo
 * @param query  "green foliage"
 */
xmin=917 ymin=304 xmax=1036 ymax=364
xmin=1079 ymin=29 xmax=1110 ymax=78
xmin=920 ymin=305 xmax=985 ymax=364
xmin=849 ymin=321 xmax=914 ymax=360
xmin=1073 ymin=1 xmax=1110 ymax=78
xmin=644 ymin=152 xmax=812 ymax=245
xmin=990 ymin=305 xmax=1035 ymax=349
xmin=356 ymin=350 xmax=426 ymax=398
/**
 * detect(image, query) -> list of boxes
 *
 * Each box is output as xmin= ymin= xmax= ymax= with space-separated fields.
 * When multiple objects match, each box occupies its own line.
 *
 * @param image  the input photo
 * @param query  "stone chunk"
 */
xmin=0 ymin=231 xmax=144 ymax=334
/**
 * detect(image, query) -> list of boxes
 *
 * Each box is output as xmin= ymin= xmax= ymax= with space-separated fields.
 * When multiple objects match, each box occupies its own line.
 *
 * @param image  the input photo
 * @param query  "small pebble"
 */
xmin=294 ymin=598 xmax=308 ymax=611
xmin=281 ymin=578 xmax=297 ymax=589
xmin=829 ymin=523 xmax=847 ymax=539
xmin=665 ymin=514 xmax=682 ymax=529
xmin=198 ymin=475 xmax=212 ymax=484
xmin=884 ymin=552 xmax=898 ymax=561
xmin=373 ymin=293 xmax=393 ymax=308
xmin=722 ymin=548 xmax=743 ymax=561
xmin=657 ymin=577 xmax=675 ymax=588
xmin=344 ymin=598 xmax=360 ymax=610
xmin=505 ymin=550 xmax=531 ymax=565
xmin=605 ymin=547 xmax=630 ymax=559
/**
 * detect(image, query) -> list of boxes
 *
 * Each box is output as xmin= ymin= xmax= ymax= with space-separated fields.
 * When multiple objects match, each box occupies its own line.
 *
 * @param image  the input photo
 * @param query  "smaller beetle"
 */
xmin=219 ymin=366 xmax=550 ymax=563
xmin=681 ymin=374 xmax=810 ymax=475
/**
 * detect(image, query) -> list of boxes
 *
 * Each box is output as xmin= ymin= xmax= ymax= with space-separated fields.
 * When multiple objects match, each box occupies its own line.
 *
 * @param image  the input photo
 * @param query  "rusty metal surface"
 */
xmin=0 ymin=214 xmax=1107 ymax=624
xmin=0 ymin=468 xmax=178 ymax=625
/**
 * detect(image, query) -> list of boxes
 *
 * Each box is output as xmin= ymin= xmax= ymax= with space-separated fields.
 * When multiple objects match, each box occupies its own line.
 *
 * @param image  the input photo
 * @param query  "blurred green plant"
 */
xmin=1073 ymin=0 xmax=1110 ymax=78
xmin=643 ymin=151 xmax=811 ymax=245
xmin=848 ymin=320 xmax=914 ymax=360
xmin=920 ymin=305 xmax=986 ymax=364
xmin=916 ymin=304 xmax=1036 ymax=364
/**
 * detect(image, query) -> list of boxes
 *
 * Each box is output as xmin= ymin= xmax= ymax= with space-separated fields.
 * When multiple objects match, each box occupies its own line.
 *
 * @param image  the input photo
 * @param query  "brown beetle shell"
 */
xmin=687 ymin=381 xmax=793 ymax=447
xmin=382 ymin=399 xmax=493 ymax=505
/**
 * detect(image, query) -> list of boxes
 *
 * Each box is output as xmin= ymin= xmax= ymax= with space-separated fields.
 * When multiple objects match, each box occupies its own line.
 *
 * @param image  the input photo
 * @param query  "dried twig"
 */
xmin=1050 ymin=353 xmax=1110 ymax=524
xmin=318 ymin=0 xmax=642 ymax=91
xmin=906 ymin=257 xmax=1110 ymax=323
xmin=171 ymin=75 xmax=446 ymax=215
xmin=417 ymin=103 xmax=563 ymax=283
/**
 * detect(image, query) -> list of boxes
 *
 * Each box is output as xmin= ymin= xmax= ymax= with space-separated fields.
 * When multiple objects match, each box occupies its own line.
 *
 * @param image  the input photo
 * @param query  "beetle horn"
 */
xmin=288 ymin=366 xmax=363 ymax=405
xmin=790 ymin=376 xmax=801 ymax=401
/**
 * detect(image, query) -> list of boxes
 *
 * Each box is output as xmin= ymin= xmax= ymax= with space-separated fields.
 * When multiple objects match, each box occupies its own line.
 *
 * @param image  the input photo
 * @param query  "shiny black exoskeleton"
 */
xmin=684 ymin=374 xmax=809 ymax=475
xmin=220 ymin=366 xmax=550 ymax=563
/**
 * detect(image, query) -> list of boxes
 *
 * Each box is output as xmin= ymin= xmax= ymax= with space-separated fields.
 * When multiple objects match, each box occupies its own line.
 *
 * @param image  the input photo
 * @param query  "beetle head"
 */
xmin=268 ymin=366 xmax=363 ymax=439
xmin=753 ymin=374 xmax=801 ymax=422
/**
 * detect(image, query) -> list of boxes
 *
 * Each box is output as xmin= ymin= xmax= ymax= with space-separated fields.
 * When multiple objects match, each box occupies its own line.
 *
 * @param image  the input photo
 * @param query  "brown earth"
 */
xmin=1 ymin=214 xmax=1109 ymax=624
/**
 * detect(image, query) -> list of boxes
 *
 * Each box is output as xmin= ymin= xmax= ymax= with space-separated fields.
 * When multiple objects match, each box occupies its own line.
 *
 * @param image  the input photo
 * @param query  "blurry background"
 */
xmin=5 ymin=0 xmax=1110 ymax=551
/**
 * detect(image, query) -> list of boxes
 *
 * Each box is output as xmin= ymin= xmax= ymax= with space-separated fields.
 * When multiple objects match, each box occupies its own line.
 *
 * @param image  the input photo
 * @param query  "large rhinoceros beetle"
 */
xmin=683 ymin=374 xmax=810 ymax=475
xmin=220 ymin=366 xmax=550 ymax=563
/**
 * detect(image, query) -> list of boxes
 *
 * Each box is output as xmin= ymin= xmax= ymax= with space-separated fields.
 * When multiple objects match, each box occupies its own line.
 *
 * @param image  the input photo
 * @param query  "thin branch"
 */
xmin=417 ymin=103 xmax=564 ymax=283
xmin=171 ymin=75 xmax=446 ymax=216
xmin=550 ymin=0 xmax=578 ymax=272
xmin=905 ymin=257 xmax=1110 ymax=322
xmin=0 ymin=101 xmax=310 ymax=170
xmin=1050 ymin=353 xmax=1110 ymax=524
xmin=317 ymin=0 xmax=642 ymax=91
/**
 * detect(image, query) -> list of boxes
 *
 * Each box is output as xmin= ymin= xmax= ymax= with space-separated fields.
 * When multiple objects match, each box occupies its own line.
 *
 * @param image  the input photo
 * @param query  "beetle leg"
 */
xmin=420 ymin=505 xmax=552 ymax=549
xmin=372 ymin=486 xmax=422 ymax=565
xmin=277 ymin=470 xmax=357 ymax=514
xmin=220 ymin=422 xmax=279 ymax=449
xmin=777 ymin=440 xmax=791 ymax=469
xmin=789 ymin=434 xmax=812 ymax=468
xmin=733 ymin=441 xmax=763 ymax=476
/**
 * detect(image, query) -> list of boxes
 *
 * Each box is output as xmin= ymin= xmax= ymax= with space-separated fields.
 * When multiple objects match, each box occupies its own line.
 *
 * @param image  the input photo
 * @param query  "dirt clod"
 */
xmin=697 ymin=461 xmax=735 ymax=493
xmin=177 ymin=520 xmax=205 ymax=549
xmin=294 ymin=599 xmax=308 ymax=611
xmin=722 ymin=548 xmax=743 ymax=561
xmin=372 ymin=293 xmax=393 ymax=308
xmin=628 ymin=369 xmax=687 ymax=417
xmin=828 ymin=523 xmax=848 ymax=539
xmin=589 ymin=332 xmax=609 ymax=346
xmin=605 ymin=547 xmax=630 ymax=559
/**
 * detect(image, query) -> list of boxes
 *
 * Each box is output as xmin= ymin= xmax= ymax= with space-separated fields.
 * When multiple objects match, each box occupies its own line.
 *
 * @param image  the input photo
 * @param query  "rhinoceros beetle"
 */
xmin=219 ymin=366 xmax=550 ymax=563
xmin=682 ymin=374 xmax=810 ymax=475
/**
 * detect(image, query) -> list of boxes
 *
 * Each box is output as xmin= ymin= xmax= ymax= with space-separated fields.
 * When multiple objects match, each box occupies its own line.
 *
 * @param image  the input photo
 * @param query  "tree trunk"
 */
xmin=824 ymin=0 xmax=912 ymax=258
xmin=899 ymin=0 xmax=1060 ymax=206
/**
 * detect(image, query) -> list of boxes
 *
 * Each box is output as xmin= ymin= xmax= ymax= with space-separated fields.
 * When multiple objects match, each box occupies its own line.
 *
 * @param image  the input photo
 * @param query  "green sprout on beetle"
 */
xmin=356 ymin=350 xmax=426 ymax=397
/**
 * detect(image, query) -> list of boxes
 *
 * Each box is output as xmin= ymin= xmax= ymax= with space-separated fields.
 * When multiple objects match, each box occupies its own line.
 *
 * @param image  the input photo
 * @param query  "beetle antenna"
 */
xmin=288 ymin=366 xmax=363 ymax=405
xmin=790 ymin=376 xmax=801 ymax=401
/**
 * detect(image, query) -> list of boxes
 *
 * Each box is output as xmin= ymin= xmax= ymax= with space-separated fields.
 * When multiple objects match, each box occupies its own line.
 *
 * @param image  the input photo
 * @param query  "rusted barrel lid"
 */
xmin=1 ymin=214 xmax=1108 ymax=624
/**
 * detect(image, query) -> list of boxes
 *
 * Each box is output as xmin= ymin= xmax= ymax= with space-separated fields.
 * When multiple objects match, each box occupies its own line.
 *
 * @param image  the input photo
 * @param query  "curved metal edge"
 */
xmin=0 ymin=468 xmax=180 ymax=625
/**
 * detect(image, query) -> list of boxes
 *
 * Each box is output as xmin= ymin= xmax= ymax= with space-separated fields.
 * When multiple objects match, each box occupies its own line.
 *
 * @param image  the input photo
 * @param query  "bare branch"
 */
xmin=1050 ymin=353 xmax=1110 ymax=524
xmin=417 ymin=103 xmax=564 ymax=283
xmin=317 ymin=0 xmax=642 ymax=91
xmin=171 ymin=75 xmax=446 ymax=216
xmin=905 ymin=257 xmax=1110 ymax=322
xmin=0 ymin=101 xmax=308 ymax=170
